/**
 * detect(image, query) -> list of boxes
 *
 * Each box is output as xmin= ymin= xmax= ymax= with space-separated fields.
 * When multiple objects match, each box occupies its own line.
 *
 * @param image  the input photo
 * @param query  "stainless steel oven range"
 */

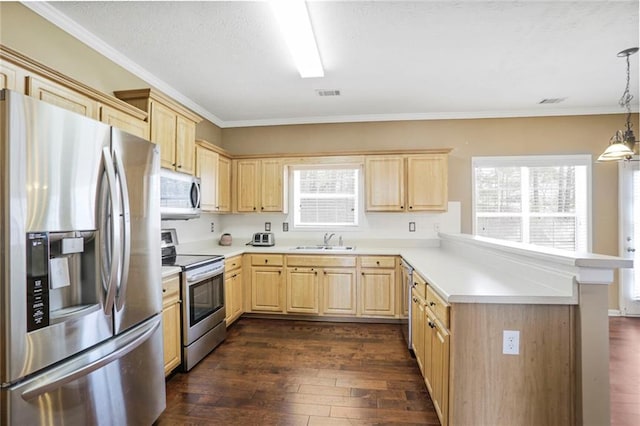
xmin=161 ymin=229 xmax=226 ymax=371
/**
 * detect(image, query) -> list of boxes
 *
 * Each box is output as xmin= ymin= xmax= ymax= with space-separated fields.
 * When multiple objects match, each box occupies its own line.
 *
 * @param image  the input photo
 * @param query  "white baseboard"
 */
xmin=608 ymin=309 xmax=622 ymax=317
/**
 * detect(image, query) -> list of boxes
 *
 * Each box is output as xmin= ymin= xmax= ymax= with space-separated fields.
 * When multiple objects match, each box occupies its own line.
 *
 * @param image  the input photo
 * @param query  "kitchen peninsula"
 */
xmin=169 ymin=232 xmax=631 ymax=426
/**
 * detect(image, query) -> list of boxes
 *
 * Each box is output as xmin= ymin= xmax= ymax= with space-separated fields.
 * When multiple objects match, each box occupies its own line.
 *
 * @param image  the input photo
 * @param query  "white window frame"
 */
xmin=471 ymin=155 xmax=592 ymax=252
xmin=290 ymin=163 xmax=364 ymax=231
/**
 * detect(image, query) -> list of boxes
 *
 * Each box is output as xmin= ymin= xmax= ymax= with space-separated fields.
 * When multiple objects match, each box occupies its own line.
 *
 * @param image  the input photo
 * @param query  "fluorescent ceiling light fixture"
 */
xmin=270 ymin=0 xmax=324 ymax=78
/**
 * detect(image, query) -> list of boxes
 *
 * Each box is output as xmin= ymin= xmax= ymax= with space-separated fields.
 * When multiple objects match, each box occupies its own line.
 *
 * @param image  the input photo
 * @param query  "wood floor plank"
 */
xmin=160 ymin=318 xmax=440 ymax=425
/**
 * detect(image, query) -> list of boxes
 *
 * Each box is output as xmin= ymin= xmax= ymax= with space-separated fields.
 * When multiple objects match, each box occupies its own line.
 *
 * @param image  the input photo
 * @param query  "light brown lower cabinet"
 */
xmin=425 ymin=306 xmax=450 ymax=425
xmin=411 ymin=288 xmax=426 ymax=374
xmin=224 ymin=255 xmax=243 ymax=325
xmin=286 ymin=267 xmax=320 ymax=314
xmin=250 ymin=255 xmax=284 ymax=312
xmin=162 ymin=274 xmax=181 ymax=376
xmin=322 ymin=268 xmax=357 ymax=315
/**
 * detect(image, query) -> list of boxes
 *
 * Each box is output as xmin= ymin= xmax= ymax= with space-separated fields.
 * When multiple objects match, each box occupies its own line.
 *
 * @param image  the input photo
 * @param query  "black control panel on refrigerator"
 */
xmin=26 ymin=232 xmax=49 ymax=331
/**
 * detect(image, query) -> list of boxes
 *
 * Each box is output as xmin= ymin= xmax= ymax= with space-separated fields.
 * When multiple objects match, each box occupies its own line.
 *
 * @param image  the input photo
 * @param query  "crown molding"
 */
xmin=20 ymin=2 xmax=640 ymax=130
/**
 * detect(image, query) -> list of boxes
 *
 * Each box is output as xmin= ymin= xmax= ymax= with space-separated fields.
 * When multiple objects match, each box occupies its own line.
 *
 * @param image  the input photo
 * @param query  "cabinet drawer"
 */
xmin=426 ymin=285 xmax=450 ymax=328
xmin=287 ymin=255 xmax=356 ymax=268
xmin=251 ymin=254 xmax=284 ymax=266
xmin=162 ymin=274 xmax=180 ymax=306
xmin=413 ymin=272 xmax=427 ymax=299
xmin=225 ymin=255 xmax=242 ymax=272
xmin=360 ymin=256 xmax=396 ymax=269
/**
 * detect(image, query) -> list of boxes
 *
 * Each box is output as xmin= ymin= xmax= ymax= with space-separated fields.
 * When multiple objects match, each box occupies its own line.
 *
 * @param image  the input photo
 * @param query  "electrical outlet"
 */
xmin=409 ymin=222 xmax=416 ymax=232
xmin=265 ymin=222 xmax=271 ymax=232
xmin=210 ymin=222 xmax=215 ymax=232
xmin=434 ymin=223 xmax=441 ymax=233
xmin=283 ymin=222 xmax=289 ymax=232
xmin=503 ymin=330 xmax=520 ymax=355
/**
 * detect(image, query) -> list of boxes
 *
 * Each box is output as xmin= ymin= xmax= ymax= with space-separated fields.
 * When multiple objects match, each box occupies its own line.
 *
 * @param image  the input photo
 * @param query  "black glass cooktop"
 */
xmin=162 ymin=254 xmax=224 ymax=269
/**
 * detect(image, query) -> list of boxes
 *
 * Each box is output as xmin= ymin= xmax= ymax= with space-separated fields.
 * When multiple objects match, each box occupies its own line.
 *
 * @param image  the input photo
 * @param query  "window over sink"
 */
xmin=291 ymin=165 xmax=361 ymax=229
xmin=472 ymin=155 xmax=591 ymax=252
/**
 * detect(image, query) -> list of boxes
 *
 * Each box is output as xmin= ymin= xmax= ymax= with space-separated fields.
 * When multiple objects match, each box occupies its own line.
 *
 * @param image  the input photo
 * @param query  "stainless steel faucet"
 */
xmin=323 ymin=233 xmax=335 ymax=245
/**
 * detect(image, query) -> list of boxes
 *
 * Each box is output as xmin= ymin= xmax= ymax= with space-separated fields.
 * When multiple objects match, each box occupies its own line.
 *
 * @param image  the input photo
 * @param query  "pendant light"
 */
xmin=597 ymin=47 xmax=639 ymax=162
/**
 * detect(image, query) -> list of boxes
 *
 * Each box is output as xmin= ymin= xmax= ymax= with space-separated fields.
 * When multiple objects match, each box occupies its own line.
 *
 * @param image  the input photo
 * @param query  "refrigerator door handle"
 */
xmin=102 ymin=147 xmax=121 ymax=315
xmin=20 ymin=317 xmax=161 ymax=401
xmin=113 ymin=149 xmax=131 ymax=311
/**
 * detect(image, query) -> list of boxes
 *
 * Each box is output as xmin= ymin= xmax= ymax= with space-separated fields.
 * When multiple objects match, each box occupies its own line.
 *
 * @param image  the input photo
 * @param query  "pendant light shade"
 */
xmin=597 ymin=47 xmax=639 ymax=163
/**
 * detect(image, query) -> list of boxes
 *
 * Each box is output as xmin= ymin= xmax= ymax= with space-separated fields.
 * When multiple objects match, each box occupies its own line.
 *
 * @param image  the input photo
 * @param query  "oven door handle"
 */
xmin=187 ymin=266 xmax=224 ymax=284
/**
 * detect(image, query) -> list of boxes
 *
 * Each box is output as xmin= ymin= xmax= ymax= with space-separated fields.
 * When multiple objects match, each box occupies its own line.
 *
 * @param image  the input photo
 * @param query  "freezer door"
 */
xmin=1 ymin=315 xmax=166 ymax=426
xmin=110 ymin=128 xmax=162 ymax=334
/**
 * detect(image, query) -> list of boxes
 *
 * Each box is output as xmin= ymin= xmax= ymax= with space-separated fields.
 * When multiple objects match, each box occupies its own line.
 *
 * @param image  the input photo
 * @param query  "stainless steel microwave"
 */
xmin=160 ymin=169 xmax=201 ymax=220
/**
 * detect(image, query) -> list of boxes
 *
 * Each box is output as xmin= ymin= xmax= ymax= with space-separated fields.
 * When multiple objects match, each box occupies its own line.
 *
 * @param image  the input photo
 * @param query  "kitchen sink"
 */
xmin=293 ymin=245 xmax=355 ymax=251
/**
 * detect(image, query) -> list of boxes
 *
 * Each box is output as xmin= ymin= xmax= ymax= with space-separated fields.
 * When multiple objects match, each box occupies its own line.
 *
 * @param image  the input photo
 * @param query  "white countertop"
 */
xmin=164 ymin=234 xmax=631 ymax=306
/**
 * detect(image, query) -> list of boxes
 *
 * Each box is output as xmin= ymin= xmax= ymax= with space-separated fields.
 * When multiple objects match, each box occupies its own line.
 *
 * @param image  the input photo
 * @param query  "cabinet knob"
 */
xmin=400 ymin=205 xmax=404 ymax=209
xmin=361 ymin=272 xmax=365 ymax=276
xmin=172 ymin=163 xmax=176 ymax=167
xmin=430 ymin=302 xmax=436 ymax=306
xmin=177 ymin=165 xmax=182 ymax=168
xmin=265 ymin=259 xmax=268 ymax=263
xmin=261 ymin=206 xmax=264 ymax=210
xmin=162 ymin=288 xmax=167 ymax=293
xmin=315 ymin=271 xmax=317 ymax=275
xmin=376 ymin=261 xmax=380 ymax=265
xmin=409 ymin=206 xmax=413 ymax=209
xmin=428 ymin=321 xmax=436 ymax=329
xmin=253 ymin=207 xmax=256 ymax=211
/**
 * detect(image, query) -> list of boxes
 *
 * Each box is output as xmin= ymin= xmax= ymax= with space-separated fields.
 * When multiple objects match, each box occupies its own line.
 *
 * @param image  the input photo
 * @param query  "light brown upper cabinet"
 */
xmin=234 ymin=158 xmax=286 ymax=213
xmin=99 ymin=104 xmax=149 ymax=139
xmin=26 ymin=75 xmax=99 ymax=120
xmin=195 ymin=141 xmax=232 ymax=213
xmin=365 ymin=153 xmax=449 ymax=212
xmin=115 ymin=88 xmax=202 ymax=175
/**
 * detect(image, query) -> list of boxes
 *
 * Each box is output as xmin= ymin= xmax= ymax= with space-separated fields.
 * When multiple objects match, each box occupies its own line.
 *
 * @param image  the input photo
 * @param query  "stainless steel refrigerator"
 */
xmin=0 ymin=89 xmax=166 ymax=425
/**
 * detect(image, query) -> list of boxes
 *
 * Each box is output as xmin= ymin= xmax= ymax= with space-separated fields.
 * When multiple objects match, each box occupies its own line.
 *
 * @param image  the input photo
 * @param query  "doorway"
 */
xmin=619 ymin=159 xmax=640 ymax=316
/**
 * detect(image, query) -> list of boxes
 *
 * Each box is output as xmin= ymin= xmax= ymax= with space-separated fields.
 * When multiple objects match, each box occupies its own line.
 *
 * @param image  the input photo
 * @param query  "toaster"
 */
xmin=251 ymin=232 xmax=275 ymax=246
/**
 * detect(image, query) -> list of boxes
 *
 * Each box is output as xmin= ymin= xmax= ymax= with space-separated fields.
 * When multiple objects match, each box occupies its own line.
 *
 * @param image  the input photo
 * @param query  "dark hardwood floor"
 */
xmin=158 ymin=318 xmax=440 ymax=425
xmin=158 ymin=316 xmax=639 ymax=425
xmin=610 ymin=316 xmax=640 ymax=426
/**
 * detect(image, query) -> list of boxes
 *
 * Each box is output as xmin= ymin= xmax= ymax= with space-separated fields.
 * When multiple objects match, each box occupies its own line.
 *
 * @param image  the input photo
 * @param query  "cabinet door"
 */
xmin=162 ymin=301 xmax=181 ymax=375
xmin=286 ymin=267 xmax=319 ymax=314
xmin=411 ymin=291 xmax=425 ymax=374
xmin=175 ymin=114 xmax=196 ymax=175
xmin=100 ymin=105 xmax=149 ymax=139
xmin=217 ymin=155 xmax=232 ymax=212
xmin=251 ymin=267 xmax=283 ymax=312
xmin=150 ymin=101 xmax=177 ymax=170
xmin=231 ymin=270 xmax=243 ymax=322
xmin=26 ymin=76 xmax=98 ymax=119
xmin=261 ymin=159 xmax=284 ymax=212
xmin=322 ymin=268 xmax=357 ymax=315
xmin=407 ymin=155 xmax=448 ymax=211
xmin=236 ymin=160 xmax=260 ymax=212
xmin=0 ymin=61 xmax=25 ymax=92
xmin=196 ymin=146 xmax=219 ymax=212
xmin=360 ymin=269 xmax=396 ymax=316
xmin=224 ymin=270 xmax=243 ymax=325
xmin=424 ymin=309 xmax=435 ymax=394
xmin=365 ymin=156 xmax=405 ymax=211
xmin=430 ymin=317 xmax=450 ymax=425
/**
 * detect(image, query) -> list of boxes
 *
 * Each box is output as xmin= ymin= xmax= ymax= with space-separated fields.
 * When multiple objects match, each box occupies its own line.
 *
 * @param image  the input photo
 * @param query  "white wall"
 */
xmin=164 ymin=202 xmax=461 ymax=245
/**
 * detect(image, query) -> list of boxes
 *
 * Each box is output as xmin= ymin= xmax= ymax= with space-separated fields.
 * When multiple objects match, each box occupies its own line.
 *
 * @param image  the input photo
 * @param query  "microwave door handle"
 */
xmin=113 ymin=149 xmax=131 ymax=311
xmin=191 ymin=180 xmax=201 ymax=209
xmin=102 ymin=147 xmax=121 ymax=315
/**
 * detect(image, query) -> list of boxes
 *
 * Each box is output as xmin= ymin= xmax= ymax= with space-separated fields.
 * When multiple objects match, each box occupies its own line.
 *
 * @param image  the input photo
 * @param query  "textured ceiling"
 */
xmin=34 ymin=1 xmax=640 ymax=128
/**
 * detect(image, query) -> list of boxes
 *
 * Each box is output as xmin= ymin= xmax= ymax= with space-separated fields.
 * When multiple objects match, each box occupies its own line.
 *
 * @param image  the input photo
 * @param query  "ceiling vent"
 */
xmin=316 ymin=89 xmax=341 ymax=97
xmin=538 ymin=97 xmax=566 ymax=104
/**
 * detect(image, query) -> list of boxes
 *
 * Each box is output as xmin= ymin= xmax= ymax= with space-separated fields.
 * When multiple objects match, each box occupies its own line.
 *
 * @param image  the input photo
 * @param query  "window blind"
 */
xmin=472 ymin=155 xmax=591 ymax=252
xmin=293 ymin=167 xmax=359 ymax=227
